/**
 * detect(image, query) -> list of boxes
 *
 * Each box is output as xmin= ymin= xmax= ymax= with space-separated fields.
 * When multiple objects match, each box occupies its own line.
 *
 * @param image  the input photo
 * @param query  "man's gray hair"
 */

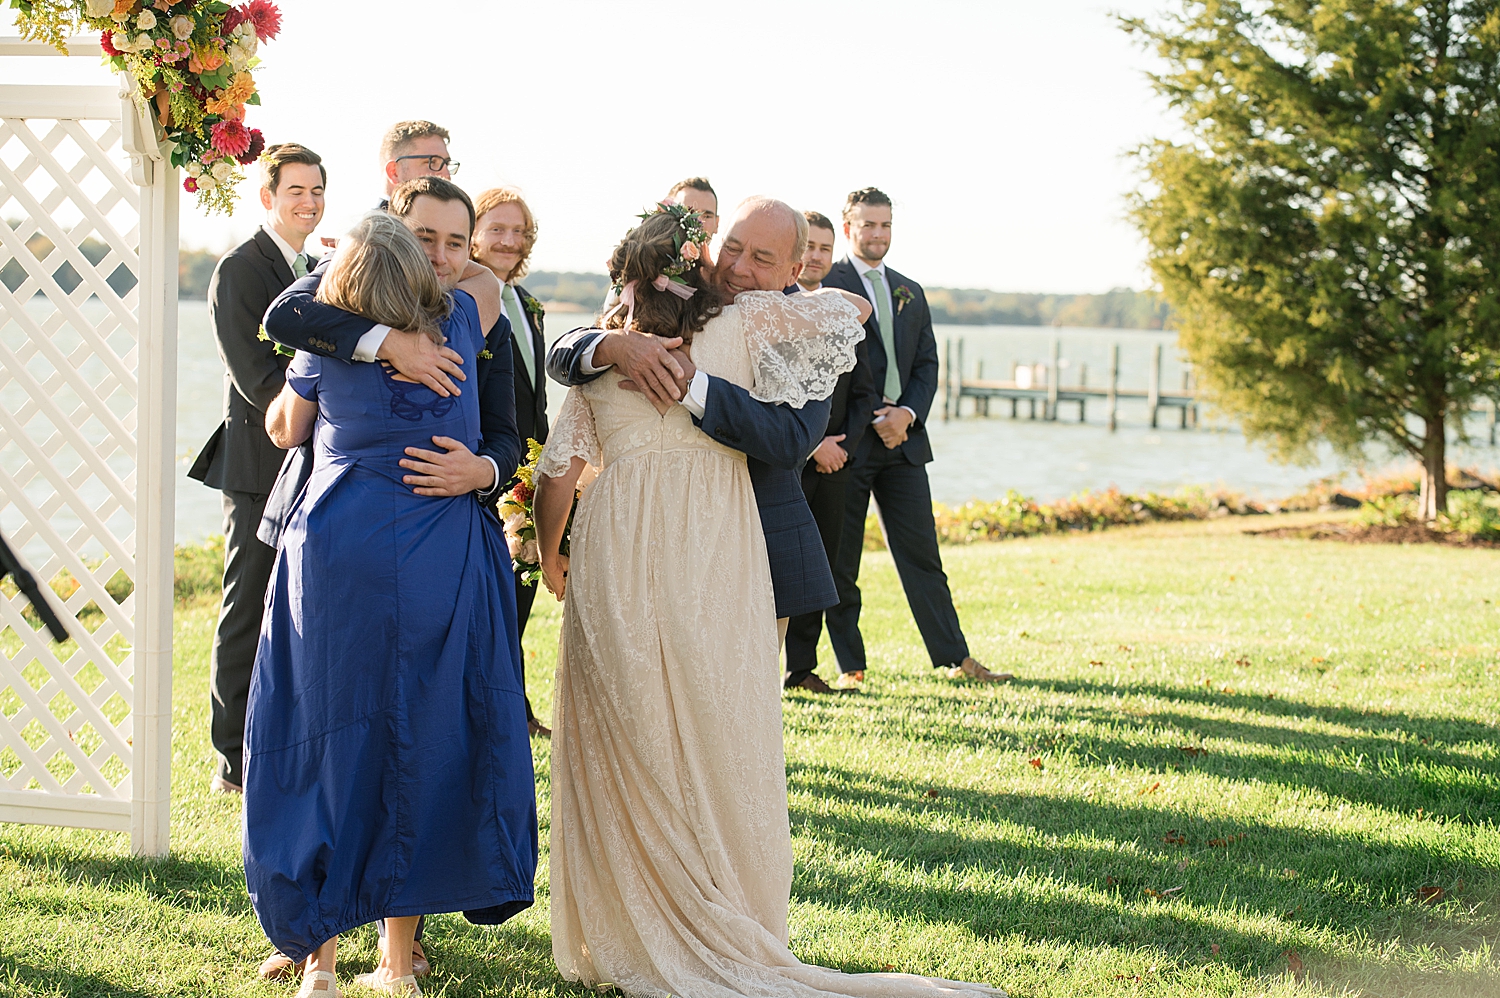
xmin=737 ymin=196 xmax=809 ymax=262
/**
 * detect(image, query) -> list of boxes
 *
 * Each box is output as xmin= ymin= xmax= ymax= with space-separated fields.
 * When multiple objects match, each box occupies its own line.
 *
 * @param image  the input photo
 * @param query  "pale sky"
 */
xmin=1 ymin=0 xmax=1175 ymax=293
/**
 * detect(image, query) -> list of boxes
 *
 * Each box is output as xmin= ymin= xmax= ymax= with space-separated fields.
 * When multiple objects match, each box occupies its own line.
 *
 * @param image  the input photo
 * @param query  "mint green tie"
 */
xmin=292 ymin=253 xmax=308 ymax=279
xmin=502 ymin=283 xmax=535 ymax=383
xmin=866 ymin=269 xmax=901 ymax=401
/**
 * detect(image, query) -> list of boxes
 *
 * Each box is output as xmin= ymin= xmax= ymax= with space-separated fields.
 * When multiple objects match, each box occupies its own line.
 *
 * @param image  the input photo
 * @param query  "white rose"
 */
xmin=235 ymin=21 xmax=257 ymax=41
xmin=225 ymin=43 xmax=249 ymax=70
xmin=197 ymin=174 xmax=218 ymax=192
xmin=506 ymin=532 xmax=522 ymax=561
xmin=170 ymin=15 xmax=194 ymax=40
xmin=184 ymin=160 xmax=203 ymax=178
xmin=134 ymin=32 xmax=153 ymax=52
xmin=136 ymin=9 xmax=156 ymax=29
xmin=85 ymin=0 xmax=114 ymax=16
xmin=211 ymin=159 xmax=233 ymax=181
xmin=519 ymin=538 xmax=540 ymax=565
xmin=504 ymin=512 xmax=526 ymax=535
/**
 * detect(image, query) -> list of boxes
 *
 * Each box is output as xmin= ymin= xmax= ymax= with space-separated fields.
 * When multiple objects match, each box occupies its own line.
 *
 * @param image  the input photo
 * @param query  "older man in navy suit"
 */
xmin=546 ymin=198 xmax=870 ymax=638
xmin=820 ymin=188 xmax=1011 ymax=687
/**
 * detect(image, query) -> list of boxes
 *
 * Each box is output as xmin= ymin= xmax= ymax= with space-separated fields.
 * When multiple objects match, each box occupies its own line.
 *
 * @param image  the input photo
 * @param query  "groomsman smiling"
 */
xmin=820 ymin=188 xmax=1013 ymax=688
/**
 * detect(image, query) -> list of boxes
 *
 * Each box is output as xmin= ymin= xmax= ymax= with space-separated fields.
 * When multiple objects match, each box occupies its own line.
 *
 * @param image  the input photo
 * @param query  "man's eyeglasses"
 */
xmin=395 ymin=154 xmax=460 ymax=176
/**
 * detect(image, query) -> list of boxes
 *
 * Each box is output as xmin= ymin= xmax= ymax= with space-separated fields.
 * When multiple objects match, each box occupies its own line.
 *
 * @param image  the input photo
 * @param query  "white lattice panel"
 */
xmin=0 ymin=70 xmax=176 ymax=853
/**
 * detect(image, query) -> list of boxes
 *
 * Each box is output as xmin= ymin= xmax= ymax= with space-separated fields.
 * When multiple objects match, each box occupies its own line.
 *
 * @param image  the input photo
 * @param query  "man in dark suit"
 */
xmin=547 ymin=198 xmax=871 ymax=636
xmin=784 ymin=211 xmax=879 ymax=693
xmin=471 ymin=186 xmax=550 ymax=735
xmin=187 ymin=144 xmax=326 ymax=795
xmin=821 ymin=188 xmax=1012 ymax=687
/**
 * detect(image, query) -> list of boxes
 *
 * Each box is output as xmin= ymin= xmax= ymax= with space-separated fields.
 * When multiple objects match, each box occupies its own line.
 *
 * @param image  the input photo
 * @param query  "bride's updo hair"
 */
xmin=604 ymin=209 xmax=725 ymax=344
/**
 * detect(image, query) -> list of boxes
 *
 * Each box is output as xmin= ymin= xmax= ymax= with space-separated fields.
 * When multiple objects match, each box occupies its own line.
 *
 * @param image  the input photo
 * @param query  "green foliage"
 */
xmin=518 ymin=271 xmax=611 ymax=311
xmin=1355 ymin=494 xmax=1418 ymax=529
xmin=1440 ymin=489 xmax=1500 ymax=539
xmin=925 ymin=287 xmax=1174 ymax=329
xmin=173 ymin=536 xmax=225 ymax=605
xmin=1125 ymin=1 xmax=1500 ymax=514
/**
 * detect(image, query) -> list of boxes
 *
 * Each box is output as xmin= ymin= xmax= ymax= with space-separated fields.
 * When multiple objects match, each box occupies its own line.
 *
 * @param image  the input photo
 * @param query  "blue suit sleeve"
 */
xmin=696 ymin=376 xmax=831 ymax=471
xmin=475 ymin=312 xmax=523 ymax=494
xmin=262 ymin=259 xmax=375 ymax=362
xmin=545 ymin=327 xmax=609 ymax=387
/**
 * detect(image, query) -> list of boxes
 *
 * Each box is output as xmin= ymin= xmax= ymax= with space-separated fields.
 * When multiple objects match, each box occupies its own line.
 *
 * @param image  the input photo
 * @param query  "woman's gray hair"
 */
xmin=317 ymin=211 xmax=451 ymax=343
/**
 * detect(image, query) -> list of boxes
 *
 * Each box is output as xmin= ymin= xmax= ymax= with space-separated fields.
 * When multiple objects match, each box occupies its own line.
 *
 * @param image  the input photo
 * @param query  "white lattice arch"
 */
xmin=0 ymin=38 xmax=177 ymax=857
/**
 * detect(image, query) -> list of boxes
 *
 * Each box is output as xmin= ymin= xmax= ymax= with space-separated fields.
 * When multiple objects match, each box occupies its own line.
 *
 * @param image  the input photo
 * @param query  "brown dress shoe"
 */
xmin=258 ymin=949 xmax=298 ymax=980
xmin=787 ymin=674 xmax=854 ymax=695
xmin=946 ymin=657 xmax=1014 ymax=683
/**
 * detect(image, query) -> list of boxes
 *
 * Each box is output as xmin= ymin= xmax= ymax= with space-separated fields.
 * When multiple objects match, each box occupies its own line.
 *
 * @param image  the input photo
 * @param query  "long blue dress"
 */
xmin=243 ymin=291 xmax=537 ymax=963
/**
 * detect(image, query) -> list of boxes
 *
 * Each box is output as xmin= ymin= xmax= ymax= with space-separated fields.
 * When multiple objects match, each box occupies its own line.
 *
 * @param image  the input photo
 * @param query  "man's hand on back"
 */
xmin=399 ymin=435 xmax=495 ymax=496
xmin=620 ymin=346 xmax=697 ymax=414
xmin=596 ymin=329 xmax=685 ymax=406
xmin=377 ymin=329 xmax=466 ymax=397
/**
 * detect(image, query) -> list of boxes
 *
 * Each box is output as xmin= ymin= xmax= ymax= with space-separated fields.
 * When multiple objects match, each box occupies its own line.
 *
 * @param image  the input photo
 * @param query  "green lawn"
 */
xmin=2 ymin=516 xmax=1499 ymax=997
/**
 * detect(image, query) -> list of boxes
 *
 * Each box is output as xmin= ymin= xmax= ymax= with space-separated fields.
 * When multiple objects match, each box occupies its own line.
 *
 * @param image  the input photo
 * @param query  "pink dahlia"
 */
xmin=183 ymin=176 xmax=198 ymax=193
xmin=210 ymin=118 xmax=251 ymax=157
xmin=235 ymin=128 xmax=265 ymax=165
xmin=242 ymin=0 xmax=281 ymax=39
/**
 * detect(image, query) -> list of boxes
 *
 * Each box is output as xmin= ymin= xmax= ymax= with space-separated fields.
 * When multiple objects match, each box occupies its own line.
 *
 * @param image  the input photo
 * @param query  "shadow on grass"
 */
xmin=787 ymin=761 xmax=1498 ymax=972
xmin=1 ymin=844 xmax=253 ymax=918
xmin=787 ymin=678 xmax=1500 ymax=822
xmin=0 ymin=960 xmax=160 ymax=998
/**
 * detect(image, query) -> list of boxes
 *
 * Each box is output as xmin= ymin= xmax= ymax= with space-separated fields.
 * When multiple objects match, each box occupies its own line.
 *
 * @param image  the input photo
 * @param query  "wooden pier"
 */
xmin=942 ymin=338 xmax=1199 ymax=431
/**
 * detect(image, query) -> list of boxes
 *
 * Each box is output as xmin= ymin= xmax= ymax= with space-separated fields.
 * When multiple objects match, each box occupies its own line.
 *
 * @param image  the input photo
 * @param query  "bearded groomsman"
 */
xmin=472 ymin=186 xmax=551 ymax=736
xmin=821 ymin=188 xmax=1012 ymax=687
xmin=188 ymin=144 xmax=325 ymax=794
xmin=784 ymin=211 xmax=879 ymax=694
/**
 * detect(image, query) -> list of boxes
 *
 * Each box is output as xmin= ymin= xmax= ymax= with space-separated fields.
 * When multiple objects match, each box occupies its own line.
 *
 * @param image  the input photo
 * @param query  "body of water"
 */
xmin=16 ymin=302 xmax=1491 ymax=549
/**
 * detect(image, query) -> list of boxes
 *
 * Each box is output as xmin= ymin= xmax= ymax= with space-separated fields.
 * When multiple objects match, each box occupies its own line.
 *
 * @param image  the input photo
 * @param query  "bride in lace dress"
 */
xmin=532 ymin=207 xmax=1003 ymax=998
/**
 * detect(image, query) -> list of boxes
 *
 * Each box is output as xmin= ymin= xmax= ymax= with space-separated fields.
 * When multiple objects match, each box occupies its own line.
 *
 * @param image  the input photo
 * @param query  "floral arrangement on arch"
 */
xmin=9 ymin=0 xmax=282 ymax=214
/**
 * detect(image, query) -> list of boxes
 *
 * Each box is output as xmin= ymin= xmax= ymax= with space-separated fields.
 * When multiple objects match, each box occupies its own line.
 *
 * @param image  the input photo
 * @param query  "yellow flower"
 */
xmin=205 ymin=72 xmax=256 ymax=120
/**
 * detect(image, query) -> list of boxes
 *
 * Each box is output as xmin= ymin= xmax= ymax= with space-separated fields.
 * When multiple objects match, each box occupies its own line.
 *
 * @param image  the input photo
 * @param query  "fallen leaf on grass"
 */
xmin=924 ymin=789 xmax=940 ymax=798
xmin=1234 ymin=656 xmax=1251 ymax=666
xmin=1117 ymin=644 xmax=1134 ymax=652
xmin=1143 ymin=886 xmax=1182 ymax=899
xmin=1139 ymin=781 xmax=1161 ymax=795
xmin=1417 ymin=886 xmax=1445 ymax=905
xmin=1207 ymin=833 xmax=1245 ymax=847
xmin=1210 ymin=944 xmax=1221 ymax=956
xmin=1161 ymin=829 xmax=1188 ymax=846
xmin=1311 ymin=656 xmax=1325 ymax=663
xmin=1105 ymin=875 xmax=1120 ymax=888
xmin=1285 ymin=951 xmax=1305 ymax=980
xmin=1028 ymin=758 xmax=1044 ymax=770
xmin=882 ymin=964 xmax=895 ymax=972
xmin=1089 ymin=660 xmax=1104 ymax=666
xmin=1178 ymin=745 xmax=1205 ymax=757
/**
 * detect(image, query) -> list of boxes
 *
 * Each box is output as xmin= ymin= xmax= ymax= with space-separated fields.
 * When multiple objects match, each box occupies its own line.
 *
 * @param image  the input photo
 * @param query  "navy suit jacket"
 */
xmin=545 ymin=312 xmax=837 ymax=619
xmin=256 ymin=261 xmax=522 ymax=547
xmin=820 ymin=258 xmax=939 ymax=466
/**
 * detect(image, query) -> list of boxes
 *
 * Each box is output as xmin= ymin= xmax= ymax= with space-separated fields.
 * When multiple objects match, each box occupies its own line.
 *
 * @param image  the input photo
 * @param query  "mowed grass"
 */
xmin=2 ymin=515 xmax=1499 ymax=997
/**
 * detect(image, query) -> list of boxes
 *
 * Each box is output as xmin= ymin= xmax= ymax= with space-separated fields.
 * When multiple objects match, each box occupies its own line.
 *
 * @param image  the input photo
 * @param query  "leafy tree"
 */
xmin=1126 ymin=1 xmax=1500 ymax=518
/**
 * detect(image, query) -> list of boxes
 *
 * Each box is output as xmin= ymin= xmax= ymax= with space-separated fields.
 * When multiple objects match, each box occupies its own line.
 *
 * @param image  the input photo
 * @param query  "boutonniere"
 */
xmin=477 ymin=349 xmax=494 ymax=360
xmin=894 ymin=285 xmax=914 ymax=315
xmin=257 ymin=325 xmax=295 ymax=358
xmin=520 ymin=291 xmax=545 ymax=319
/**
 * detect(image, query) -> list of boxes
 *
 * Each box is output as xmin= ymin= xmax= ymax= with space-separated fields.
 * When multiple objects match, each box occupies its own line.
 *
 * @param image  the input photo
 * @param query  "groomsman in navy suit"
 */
xmin=820 ymin=188 xmax=1012 ymax=687
xmin=783 ymin=211 xmax=879 ymax=694
xmin=187 ymin=143 xmax=325 ymax=795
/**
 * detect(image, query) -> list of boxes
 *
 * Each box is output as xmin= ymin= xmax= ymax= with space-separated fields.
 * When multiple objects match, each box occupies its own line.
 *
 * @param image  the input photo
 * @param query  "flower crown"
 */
xmin=612 ymin=201 xmax=711 ymax=294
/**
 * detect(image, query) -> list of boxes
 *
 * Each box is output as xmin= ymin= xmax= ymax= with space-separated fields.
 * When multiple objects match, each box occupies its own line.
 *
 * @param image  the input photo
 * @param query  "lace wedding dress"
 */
xmin=540 ymin=291 xmax=1004 ymax=998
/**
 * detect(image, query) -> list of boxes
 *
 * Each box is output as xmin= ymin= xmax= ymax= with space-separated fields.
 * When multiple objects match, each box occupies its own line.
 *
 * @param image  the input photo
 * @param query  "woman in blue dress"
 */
xmin=244 ymin=211 xmax=537 ymax=997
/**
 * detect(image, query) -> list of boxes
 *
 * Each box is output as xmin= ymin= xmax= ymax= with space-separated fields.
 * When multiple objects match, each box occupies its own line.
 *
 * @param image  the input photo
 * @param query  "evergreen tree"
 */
xmin=1127 ymin=1 xmax=1500 ymax=518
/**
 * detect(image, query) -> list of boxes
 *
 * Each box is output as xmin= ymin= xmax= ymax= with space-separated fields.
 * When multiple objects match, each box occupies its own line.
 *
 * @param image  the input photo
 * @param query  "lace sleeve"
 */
xmin=735 ymin=290 xmax=866 ymax=408
xmin=538 ymin=388 xmax=601 ymax=477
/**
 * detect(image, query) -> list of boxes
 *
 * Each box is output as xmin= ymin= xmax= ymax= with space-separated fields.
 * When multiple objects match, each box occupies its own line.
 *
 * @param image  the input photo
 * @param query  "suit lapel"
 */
xmin=252 ymin=228 xmax=296 ymax=289
xmin=834 ymin=257 xmax=892 ymax=386
xmin=515 ymin=283 xmax=546 ymax=401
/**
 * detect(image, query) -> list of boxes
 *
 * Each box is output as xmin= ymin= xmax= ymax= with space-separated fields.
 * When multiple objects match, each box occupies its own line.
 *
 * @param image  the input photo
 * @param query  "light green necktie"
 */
xmin=502 ymin=283 xmax=535 ymax=383
xmin=866 ymin=268 xmax=901 ymax=401
xmin=292 ymin=253 xmax=308 ymax=279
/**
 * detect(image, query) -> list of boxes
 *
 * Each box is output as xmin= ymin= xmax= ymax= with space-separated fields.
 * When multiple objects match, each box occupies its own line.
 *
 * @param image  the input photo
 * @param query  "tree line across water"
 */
xmin=175 ymin=246 xmax=1173 ymax=330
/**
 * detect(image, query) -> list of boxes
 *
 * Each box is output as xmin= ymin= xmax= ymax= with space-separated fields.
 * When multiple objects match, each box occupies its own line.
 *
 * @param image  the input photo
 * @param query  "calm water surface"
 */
xmin=162 ymin=305 xmax=1498 ymax=540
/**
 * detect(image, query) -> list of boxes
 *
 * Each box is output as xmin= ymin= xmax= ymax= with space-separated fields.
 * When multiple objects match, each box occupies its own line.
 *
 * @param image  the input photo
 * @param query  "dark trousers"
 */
xmin=785 ymin=463 xmax=851 ymax=686
xmin=210 ymin=490 xmax=276 ymax=787
xmin=516 ymin=574 xmax=539 ymax=725
xmin=826 ymin=437 xmax=969 ymax=672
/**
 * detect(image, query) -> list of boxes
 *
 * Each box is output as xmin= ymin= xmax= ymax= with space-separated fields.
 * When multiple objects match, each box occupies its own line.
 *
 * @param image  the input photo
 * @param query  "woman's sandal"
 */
xmin=295 ymin=970 xmax=343 ymax=998
xmin=352 ymin=971 xmax=422 ymax=995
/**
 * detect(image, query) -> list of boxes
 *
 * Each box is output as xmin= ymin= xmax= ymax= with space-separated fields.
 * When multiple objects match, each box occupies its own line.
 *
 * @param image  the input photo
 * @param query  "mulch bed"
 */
xmin=1245 ymin=522 xmax=1499 ymax=548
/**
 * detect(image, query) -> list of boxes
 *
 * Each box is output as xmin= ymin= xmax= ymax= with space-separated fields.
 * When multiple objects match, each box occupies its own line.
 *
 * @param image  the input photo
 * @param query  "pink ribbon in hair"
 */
xmin=617 ymin=276 xmax=698 ymax=329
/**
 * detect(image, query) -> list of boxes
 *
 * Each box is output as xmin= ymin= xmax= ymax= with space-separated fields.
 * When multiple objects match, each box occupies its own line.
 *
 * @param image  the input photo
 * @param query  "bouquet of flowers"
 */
xmin=9 ymin=0 xmax=282 ymax=214
xmin=500 ymin=439 xmax=580 ymax=589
